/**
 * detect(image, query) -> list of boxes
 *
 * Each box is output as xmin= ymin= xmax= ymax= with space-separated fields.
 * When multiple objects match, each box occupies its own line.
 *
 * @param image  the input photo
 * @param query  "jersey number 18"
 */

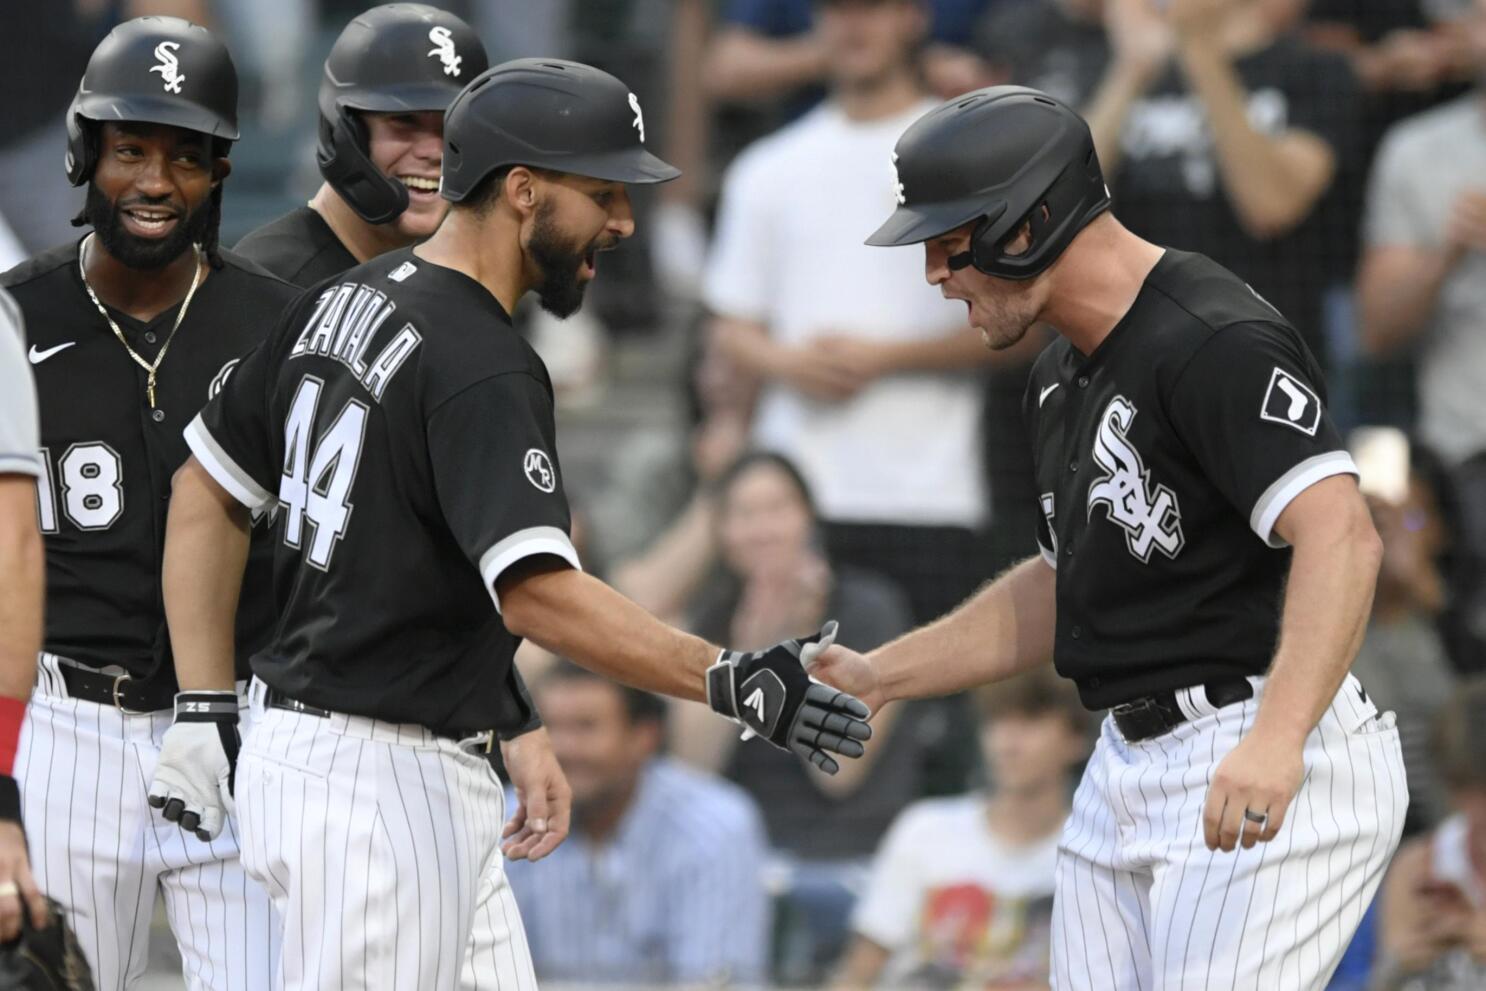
xmin=279 ymin=375 xmax=368 ymax=571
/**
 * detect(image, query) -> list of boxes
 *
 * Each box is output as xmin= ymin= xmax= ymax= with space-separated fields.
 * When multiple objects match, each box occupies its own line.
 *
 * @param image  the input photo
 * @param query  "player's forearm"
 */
xmin=1254 ymin=497 xmax=1382 ymax=747
xmin=163 ymin=458 xmax=251 ymax=692
xmin=1356 ymin=248 xmax=1460 ymax=356
xmin=0 ymin=480 xmax=43 ymax=701
xmin=1178 ymin=38 xmax=1333 ymax=238
xmin=499 ymin=562 xmax=717 ymax=703
xmin=874 ymin=556 xmax=1056 ymax=704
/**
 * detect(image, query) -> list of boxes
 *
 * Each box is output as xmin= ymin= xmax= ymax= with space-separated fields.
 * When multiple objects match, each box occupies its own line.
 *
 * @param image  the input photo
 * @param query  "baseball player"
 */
xmin=234 ymin=3 xmax=487 ymax=286
xmin=230 ymin=4 xmax=572 ymax=852
xmin=809 ymin=87 xmax=1407 ymax=989
xmin=147 ymin=59 xmax=873 ymax=990
xmin=0 ymin=18 xmax=299 ymax=988
xmin=0 ymin=290 xmax=49 ymax=943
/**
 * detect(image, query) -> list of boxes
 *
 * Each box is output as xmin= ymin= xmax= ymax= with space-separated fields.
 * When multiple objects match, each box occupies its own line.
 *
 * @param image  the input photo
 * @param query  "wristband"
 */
xmin=0 ymin=695 xmax=26 ymax=777
xmin=173 ymin=691 xmax=240 ymax=722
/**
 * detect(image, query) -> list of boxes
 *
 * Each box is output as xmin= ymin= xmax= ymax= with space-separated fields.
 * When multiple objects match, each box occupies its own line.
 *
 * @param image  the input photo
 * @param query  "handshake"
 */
xmin=146 ymin=622 xmax=876 ymax=847
xmin=705 ymin=621 xmax=873 ymax=775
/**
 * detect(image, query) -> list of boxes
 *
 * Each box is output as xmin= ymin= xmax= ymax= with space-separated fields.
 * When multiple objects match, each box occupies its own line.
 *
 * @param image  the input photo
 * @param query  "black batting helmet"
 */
xmin=867 ymin=86 xmax=1110 ymax=280
xmin=440 ymin=58 xmax=680 ymax=203
xmin=65 ymin=16 xmax=238 ymax=186
xmin=318 ymin=3 xmax=488 ymax=225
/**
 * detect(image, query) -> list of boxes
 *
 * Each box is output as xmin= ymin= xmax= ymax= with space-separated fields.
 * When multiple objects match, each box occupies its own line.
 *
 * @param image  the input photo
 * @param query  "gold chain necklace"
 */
xmin=78 ymin=234 xmax=205 ymax=408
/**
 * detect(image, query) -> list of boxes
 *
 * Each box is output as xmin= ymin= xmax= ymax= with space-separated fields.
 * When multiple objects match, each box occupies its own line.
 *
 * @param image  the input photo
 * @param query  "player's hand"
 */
xmin=1202 ymin=729 xmax=1305 ymax=852
xmin=499 ymin=727 xmax=571 ymax=863
xmin=805 ymin=643 xmax=885 ymax=717
xmin=707 ymin=621 xmax=872 ymax=775
xmin=148 ymin=692 xmax=240 ymax=842
xmin=0 ymin=816 xmax=47 ymax=940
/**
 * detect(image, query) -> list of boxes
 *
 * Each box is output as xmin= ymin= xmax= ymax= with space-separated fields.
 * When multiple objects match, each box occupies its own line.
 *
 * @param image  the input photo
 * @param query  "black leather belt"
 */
xmin=262 ymin=687 xmax=493 ymax=753
xmin=1111 ymin=678 xmax=1254 ymax=742
xmin=263 ymin=687 xmax=330 ymax=719
xmin=58 ymin=665 xmax=175 ymax=714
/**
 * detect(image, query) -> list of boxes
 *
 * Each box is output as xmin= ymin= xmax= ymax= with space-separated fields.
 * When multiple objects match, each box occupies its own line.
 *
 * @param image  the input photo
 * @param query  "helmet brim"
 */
xmin=865 ymin=196 xmax=992 ymax=247
xmin=338 ymin=82 xmax=469 ymax=114
xmin=552 ymin=146 xmax=681 ymax=185
xmin=74 ymin=91 xmax=239 ymax=142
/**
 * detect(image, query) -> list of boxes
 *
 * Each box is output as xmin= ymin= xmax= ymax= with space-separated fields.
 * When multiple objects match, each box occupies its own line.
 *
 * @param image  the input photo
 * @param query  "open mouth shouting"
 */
xmin=581 ymin=238 xmax=621 ymax=279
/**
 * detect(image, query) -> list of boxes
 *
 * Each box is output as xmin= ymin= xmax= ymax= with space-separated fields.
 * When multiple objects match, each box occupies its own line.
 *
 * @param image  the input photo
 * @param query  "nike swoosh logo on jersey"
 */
xmin=1038 ymin=383 xmax=1060 ymax=407
xmin=28 ymin=342 xmax=76 ymax=364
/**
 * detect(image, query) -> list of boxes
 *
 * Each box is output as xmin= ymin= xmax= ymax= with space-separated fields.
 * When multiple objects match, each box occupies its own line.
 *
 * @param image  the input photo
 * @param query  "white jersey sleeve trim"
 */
xmin=1039 ymin=541 xmax=1058 ymax=570
xmin=184 ymin=414 xmax=275 ymax=512
xmin=0 ymin=453 xmax=41 ymax=478
xmin=480 ymin=525 xmax=582 ymax=613
xmin=1250 ymin=451 xmax=1359 ymax=548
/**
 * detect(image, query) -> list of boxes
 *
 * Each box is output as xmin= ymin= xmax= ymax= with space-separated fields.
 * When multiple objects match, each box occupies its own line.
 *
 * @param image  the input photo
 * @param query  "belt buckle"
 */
xmin=111 ymin=673 xmax=150 ymax=716
xmin=1112 ymin=697 xmax=1155 ymax=718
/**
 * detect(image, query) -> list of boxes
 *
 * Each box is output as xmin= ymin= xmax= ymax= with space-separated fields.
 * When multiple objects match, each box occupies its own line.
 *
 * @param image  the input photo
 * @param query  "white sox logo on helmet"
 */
xmin=891 ymin=152 xmax=906 ymax=205
xmin=427 ymin=26 xmax=462 ymax=77
xmin=629 ymin=93 xmax=645 ymax=143
xmin=150 ymin=41 xmax=184 ymax=93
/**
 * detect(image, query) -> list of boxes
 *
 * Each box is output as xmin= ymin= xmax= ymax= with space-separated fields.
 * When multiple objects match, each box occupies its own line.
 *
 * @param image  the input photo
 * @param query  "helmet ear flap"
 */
xmin=64 ymin=104 xmax=96 ymax=187
xmin=316 ymin=108 xmax=410 ymax=225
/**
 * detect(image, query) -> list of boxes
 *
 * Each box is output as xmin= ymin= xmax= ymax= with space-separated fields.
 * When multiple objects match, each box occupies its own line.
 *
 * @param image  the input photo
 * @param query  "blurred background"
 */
xmin=9 ymin=0 xmax=1486 ymax=988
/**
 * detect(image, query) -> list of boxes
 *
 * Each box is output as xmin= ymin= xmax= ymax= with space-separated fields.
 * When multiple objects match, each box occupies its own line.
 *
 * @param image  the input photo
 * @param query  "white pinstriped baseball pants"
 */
xmin=237 ymin=679 xmax=536 ymax=991
xmin=1052 ymin=673 xmax=1407 ymax=991
xmin=15 ymin=653 xmax=277 ymax=990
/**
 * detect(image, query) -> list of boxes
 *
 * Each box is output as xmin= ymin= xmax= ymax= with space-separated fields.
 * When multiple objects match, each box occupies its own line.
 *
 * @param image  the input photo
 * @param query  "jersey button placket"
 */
xmin=151 ymin=409 xmax=165 ymax=423
xmin=144 ymin=331 xmax=158 ymax=345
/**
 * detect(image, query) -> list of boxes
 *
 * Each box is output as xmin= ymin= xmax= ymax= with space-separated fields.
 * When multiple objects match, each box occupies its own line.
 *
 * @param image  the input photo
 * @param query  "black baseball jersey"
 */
xmin=188 ymin=247 xmax=571 ymax=737
xmin=233 ymin=206 xmax=358 ymax=289
xmin=1 ymin=241 xmax=300 ymax=680
xmin=1025 ymin=249 xmax=1356 ymax=710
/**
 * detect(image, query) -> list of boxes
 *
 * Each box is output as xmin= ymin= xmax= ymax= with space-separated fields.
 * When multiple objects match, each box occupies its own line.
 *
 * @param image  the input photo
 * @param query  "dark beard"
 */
xmin=85 ymin=183 xmax=211 ymax=270
xmin=528 ymin=201 xmax=591 ymax=319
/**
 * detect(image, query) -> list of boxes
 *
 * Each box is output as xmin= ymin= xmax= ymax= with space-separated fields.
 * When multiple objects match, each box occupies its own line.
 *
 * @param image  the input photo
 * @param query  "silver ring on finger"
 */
xmin=1243 ymin=808 xmax=1268 ymax=824
xmin=0 ymin=881 xmax=20 ymax=898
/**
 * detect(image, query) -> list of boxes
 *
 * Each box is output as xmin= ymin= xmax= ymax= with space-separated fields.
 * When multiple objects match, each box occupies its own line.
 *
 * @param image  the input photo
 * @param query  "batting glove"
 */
xmin=707 ymin=621 xmax=872 ymax=775
xmin=148 ymin=691 xmax=240 ymax=842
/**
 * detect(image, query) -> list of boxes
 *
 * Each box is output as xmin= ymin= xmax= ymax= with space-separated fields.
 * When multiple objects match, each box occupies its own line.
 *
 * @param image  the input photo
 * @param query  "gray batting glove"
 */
xmin=707 ymin=621 xmax=873 ymax=775
xmin=147 ymin=692 xmax=240 ymax=842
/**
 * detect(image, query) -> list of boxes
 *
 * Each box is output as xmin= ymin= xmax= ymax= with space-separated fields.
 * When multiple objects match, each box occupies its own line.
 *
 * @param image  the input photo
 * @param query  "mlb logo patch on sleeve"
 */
xmin=1260 ymin=367 xmax=1321 ymax=436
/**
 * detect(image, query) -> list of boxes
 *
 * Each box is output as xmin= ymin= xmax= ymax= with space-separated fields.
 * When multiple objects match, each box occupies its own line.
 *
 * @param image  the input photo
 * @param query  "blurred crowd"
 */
xmin=8 ymin=0 xmax=1486 ymax=987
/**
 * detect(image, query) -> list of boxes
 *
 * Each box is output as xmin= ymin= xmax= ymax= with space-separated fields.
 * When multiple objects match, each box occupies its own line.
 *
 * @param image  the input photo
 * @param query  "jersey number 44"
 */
xmin=279 ymin=375 xmax=368 ymax=571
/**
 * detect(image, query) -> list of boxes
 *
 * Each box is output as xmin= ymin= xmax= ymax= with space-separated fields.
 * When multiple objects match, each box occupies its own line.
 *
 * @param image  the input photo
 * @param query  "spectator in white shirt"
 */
xmin=704 ymin=0 xmax=1032 ymax=627
xmin=833 ymin=667 xmax=1091 ymax=989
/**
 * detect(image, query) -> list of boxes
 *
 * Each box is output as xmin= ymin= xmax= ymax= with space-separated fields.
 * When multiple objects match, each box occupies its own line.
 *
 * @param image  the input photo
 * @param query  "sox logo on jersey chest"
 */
xmin=1086 ymin=395 xmax=1184 ymax=562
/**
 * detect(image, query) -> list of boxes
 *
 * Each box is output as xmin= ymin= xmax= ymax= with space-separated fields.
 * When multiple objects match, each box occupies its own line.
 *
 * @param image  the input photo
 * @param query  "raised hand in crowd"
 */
xmin=730 ymin=550 xmax=833 ymax=652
